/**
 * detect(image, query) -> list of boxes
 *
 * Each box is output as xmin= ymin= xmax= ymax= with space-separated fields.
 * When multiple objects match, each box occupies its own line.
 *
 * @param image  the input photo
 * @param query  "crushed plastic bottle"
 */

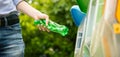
xmin=34 ymin=19 xmax=69 ymax=36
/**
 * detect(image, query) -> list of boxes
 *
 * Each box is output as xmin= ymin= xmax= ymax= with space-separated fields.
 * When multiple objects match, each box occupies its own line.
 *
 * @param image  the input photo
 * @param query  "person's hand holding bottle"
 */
xmin=33 ymin=10 xmax=50 ymax=32
xmin=17 ymin=1 xmax=49 ymax=32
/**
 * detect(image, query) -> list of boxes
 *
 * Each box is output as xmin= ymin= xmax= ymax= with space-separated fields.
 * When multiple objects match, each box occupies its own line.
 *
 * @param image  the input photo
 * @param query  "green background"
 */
xmin=20 ymin=0 xmax=77 ymax=57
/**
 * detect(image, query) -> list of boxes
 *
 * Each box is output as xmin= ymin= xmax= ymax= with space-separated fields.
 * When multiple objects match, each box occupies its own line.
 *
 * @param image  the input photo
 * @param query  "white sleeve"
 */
xmin=13 ymin=0 xmax=23 ymax=6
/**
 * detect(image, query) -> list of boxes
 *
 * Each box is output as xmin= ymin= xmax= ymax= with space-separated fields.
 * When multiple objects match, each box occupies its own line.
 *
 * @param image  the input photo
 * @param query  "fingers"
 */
xmin=38 ymin=25 xmax=45 ymax=31
xmin=37 ymin=25 xmax=50 ymax=32
xmin=45 ymin=14 xmax=49 ymax=26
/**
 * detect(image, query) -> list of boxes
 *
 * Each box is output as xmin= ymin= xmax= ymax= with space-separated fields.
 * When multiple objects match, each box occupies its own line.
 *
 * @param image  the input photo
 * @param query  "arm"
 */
xmin=14 ymin=0 xmax=49 ymax=32
xmin=16 ymin=1 xmax=49 ymax=24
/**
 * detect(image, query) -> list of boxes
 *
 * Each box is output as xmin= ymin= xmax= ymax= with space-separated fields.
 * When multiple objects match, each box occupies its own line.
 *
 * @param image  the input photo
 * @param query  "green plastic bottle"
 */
xmin=76 ymin=0 xmax=90 ymax=13
xmin=34 ymin=19 xmax=69 ymax=36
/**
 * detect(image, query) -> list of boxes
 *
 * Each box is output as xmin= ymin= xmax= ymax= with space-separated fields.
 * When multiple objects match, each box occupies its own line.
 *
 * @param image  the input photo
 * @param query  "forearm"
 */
xmin=16 ymin=1 xmax=41 ymax=20
xmin=16 ymin=0 xmax=49 ymax=31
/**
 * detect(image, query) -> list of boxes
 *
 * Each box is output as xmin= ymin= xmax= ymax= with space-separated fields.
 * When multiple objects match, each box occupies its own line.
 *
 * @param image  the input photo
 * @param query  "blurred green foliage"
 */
xmin=20 ymin=0 xmax=77 ymax=57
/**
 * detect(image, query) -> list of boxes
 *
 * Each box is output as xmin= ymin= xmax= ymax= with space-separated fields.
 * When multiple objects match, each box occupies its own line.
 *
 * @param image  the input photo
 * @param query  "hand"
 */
xmin=34 ymin=11 xmax=50 ymax=32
